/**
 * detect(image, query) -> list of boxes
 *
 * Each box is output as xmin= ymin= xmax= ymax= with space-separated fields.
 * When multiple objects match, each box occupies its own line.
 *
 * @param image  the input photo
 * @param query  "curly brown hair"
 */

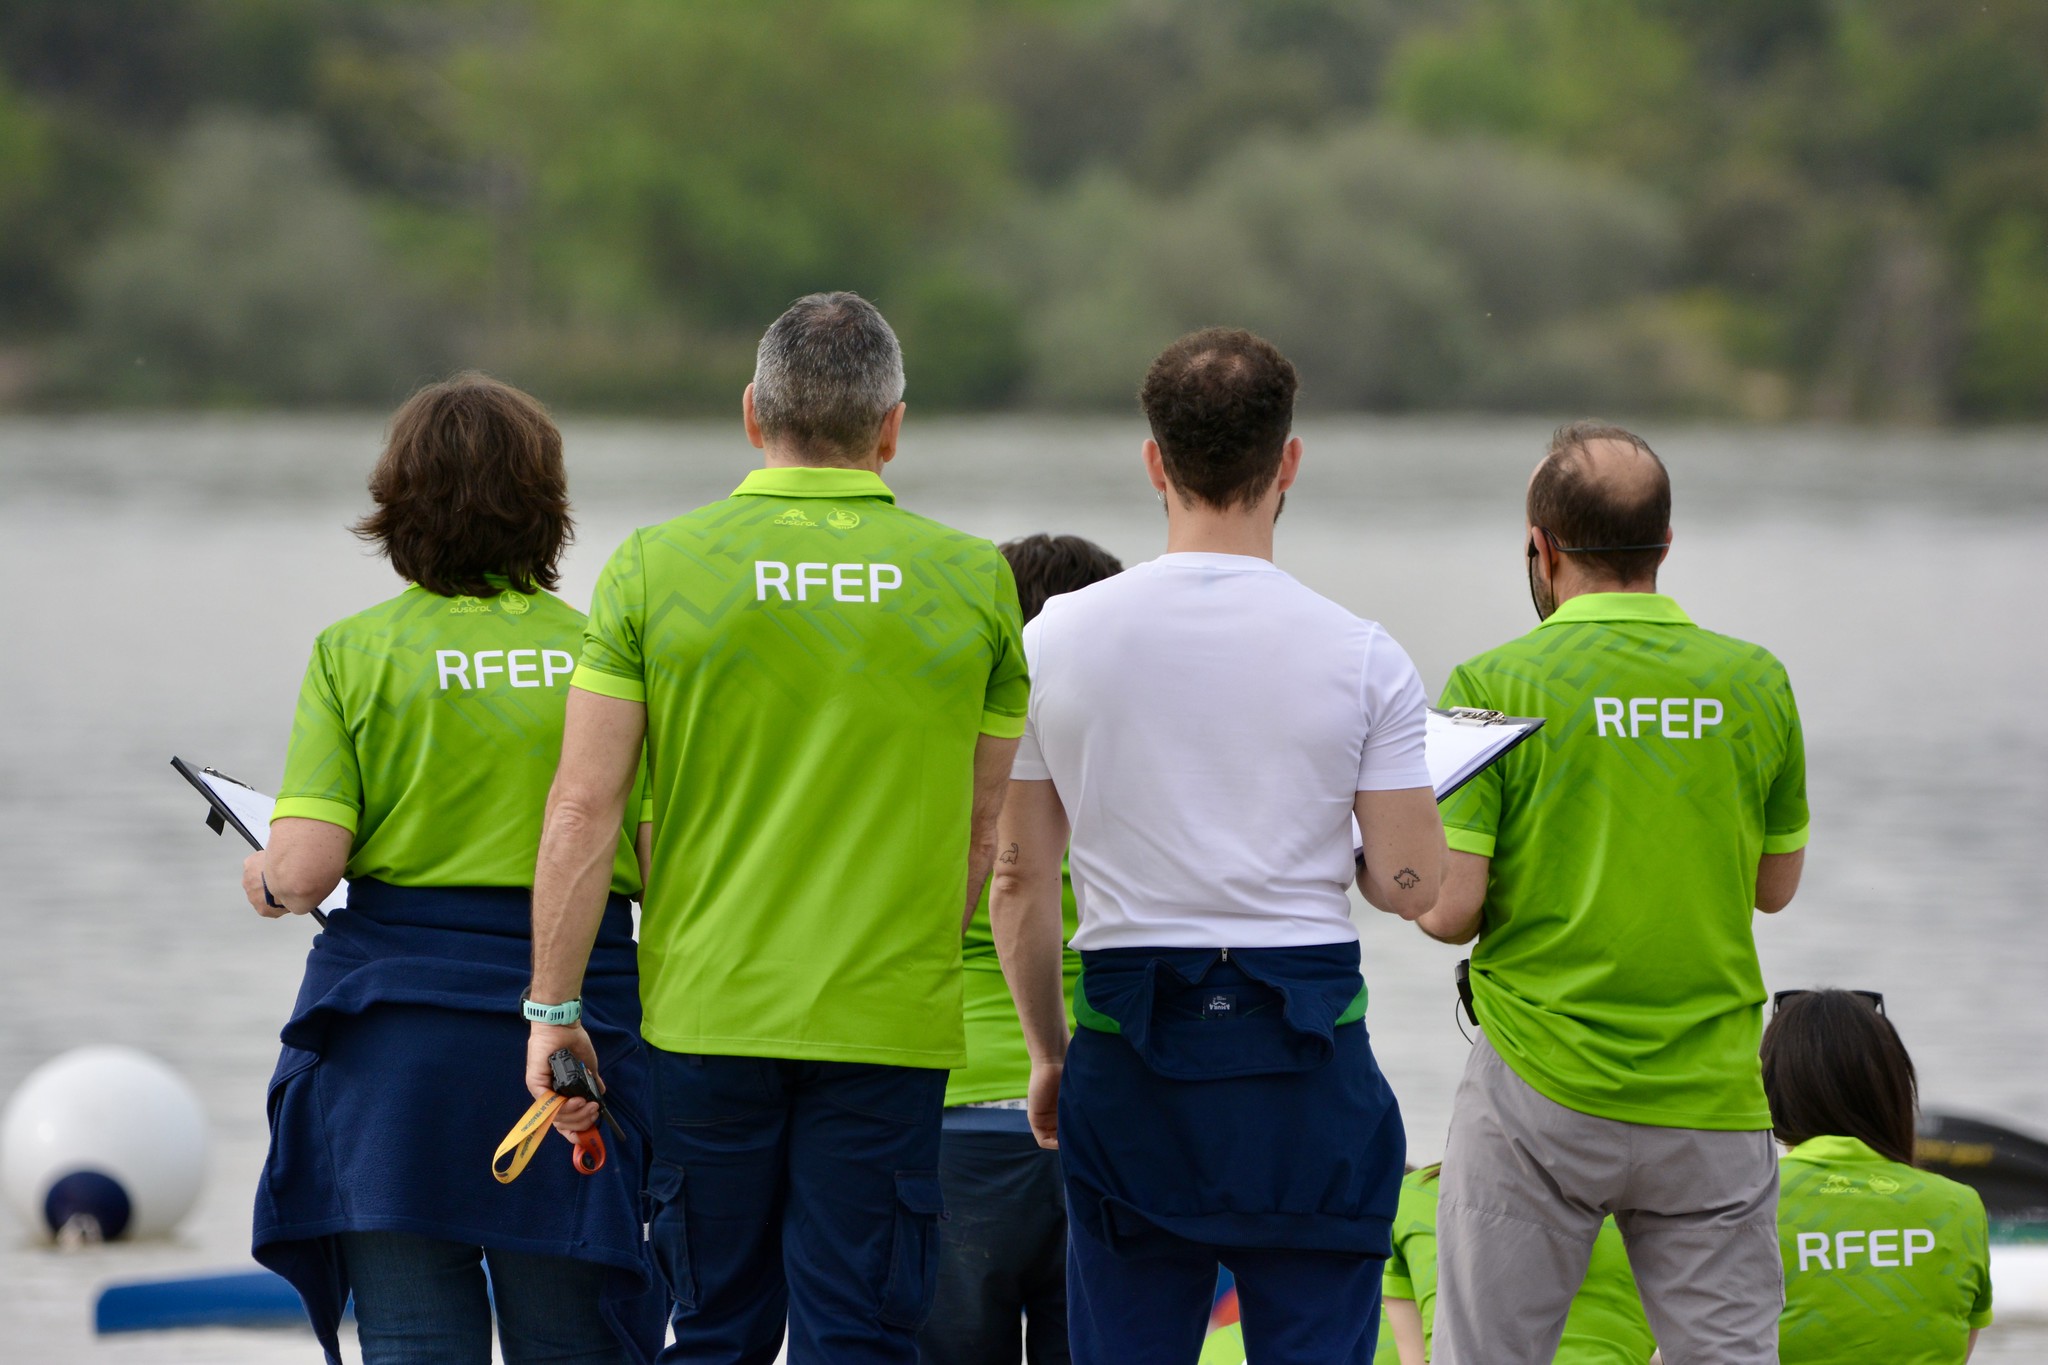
xmin=1137 ymin=327 xmax=1298 ymax=510
xmin=353 ymin=373 xmax=572 ymax=598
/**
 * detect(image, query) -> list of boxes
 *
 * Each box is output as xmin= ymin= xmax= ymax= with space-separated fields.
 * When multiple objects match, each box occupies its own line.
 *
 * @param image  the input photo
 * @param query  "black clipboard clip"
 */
xmin=170 ymin=756 xmax=330 ymax=927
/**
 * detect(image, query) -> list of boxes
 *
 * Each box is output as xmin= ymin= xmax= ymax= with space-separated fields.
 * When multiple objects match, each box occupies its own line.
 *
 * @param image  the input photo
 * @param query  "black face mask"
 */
xmin=1526 ymin=533 xmax=1556 ymax=622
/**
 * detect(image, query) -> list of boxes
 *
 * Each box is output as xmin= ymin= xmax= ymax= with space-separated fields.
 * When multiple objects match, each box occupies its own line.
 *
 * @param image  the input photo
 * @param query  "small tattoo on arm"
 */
xmin=998 ymin=843 xmax=1020 ymax=865
xmin=1393 ymin=867 xmax=1421 ymax=891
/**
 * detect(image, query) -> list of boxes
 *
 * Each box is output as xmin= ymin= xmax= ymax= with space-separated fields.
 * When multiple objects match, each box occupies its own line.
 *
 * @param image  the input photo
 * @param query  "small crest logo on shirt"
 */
xmin=1867 ymin=1174 xmax=1902 ymax=1195
xmin=497 ymin=589 xmax=530 ymax=615
xmin=773 ymin=508 xmax=817 ymax=528
xmin=1819 ymin=1174 xmax=1857 ymax=1195
xmin=448 ymin=595 xmax=493 ymax=615
xmin=825 ymin=508 xmax=861 ymax=530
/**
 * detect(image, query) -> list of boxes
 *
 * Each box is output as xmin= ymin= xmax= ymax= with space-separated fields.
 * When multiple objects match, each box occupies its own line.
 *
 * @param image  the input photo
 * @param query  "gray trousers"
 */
xmin=1434 ymin=1034 xmax=1782 ymax=1365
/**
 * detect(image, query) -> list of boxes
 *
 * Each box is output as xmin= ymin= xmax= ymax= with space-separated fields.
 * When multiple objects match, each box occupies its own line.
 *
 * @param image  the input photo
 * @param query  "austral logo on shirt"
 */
xmin=773 ymin=508 xmax=817 ymax=528
xmin=448 ymin=596 xmax=493 ymax=615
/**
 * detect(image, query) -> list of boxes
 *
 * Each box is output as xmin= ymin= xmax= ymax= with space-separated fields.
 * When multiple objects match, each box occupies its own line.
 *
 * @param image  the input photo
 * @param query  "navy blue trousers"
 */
xmin=1066 ymin=1212 xmax=1382 ymax=1365
xmin=645 ymin=1052 xmax=948 ymax=1365
xmin=920 ymin=1121 xmax=1069 ymax=1365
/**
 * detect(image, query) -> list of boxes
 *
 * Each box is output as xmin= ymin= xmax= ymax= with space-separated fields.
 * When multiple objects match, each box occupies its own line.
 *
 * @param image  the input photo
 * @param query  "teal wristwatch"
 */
xmin=520 ymin=990 xmax=582 ymax=1026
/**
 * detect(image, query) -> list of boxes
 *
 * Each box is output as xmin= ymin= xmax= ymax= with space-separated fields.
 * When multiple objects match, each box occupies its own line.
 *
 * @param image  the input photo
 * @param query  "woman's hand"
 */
xmin=242 ymin=852 xmax=290 ymax=918
xmin=527 ymin=1022 xmax=603 ymax=1136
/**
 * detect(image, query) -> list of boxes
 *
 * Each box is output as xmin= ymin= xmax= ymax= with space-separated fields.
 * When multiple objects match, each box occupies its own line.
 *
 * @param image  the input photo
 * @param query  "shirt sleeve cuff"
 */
xmin=638 ymin=801 xmax=654 ymax=825
xmin=571 ymin=664 xmax=646 ymax=703
xmin=1970 ymin=1308 xmax=1994 ymax=1329
xmin=979 ymin=709 xmax=1027 ymax=739
xmin=271 ymin=795 xmax=361 ymax=834
xmin=1445 ymin=825 xmax=1497 ymax=858
xmin=1356 ymin=765 xmax=1435 ymax=792
xmin=1382 ymin=1274 xmax=1415 ymax=1300
xmin=1763 ymin=824 xmax=1810 ymax=855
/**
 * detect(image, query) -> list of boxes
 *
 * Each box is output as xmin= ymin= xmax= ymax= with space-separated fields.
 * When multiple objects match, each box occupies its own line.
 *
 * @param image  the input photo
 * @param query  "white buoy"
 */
xmin=0 ymin=1046 xmax=207 ymax=1242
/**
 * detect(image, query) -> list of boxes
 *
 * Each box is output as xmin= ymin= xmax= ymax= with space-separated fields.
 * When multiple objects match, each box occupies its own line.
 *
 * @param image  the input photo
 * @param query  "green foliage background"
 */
xmin=0 ymin=0 xmax=2043 ymax=418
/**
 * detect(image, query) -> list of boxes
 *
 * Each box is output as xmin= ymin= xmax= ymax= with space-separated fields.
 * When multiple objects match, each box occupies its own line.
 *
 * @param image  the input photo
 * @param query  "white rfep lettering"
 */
xmin=437 ymin=650 xmax=472 ymax=690
xmin=1835 ymin=1229 xmax=1866 ymax=1266
xmin=752 ymin=560 xmax=903 ymax=604
xmin=1796 ymin=1228 xmax=1935 ymax=1271
xmin=1905 ymin=1229 xmax=1935 ymax=1264
xmin=437 ymin=648 xmax=576 ymax=690
xmin=1591 ymin=696 xmax=1727 ymax=739
xmin=1867 ymin=1229 xmax=1900 ymax=1267
xmin=1796 ymin=1232 xmax=1832 ymax=1271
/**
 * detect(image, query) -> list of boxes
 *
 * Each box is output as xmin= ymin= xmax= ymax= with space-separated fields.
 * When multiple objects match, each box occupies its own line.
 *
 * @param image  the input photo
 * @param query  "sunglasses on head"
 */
xmin=1772 ymin=989 xmax=1885 ymax=1016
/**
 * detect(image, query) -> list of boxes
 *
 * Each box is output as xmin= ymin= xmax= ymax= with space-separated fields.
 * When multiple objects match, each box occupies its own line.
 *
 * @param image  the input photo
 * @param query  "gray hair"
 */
xmin=751 ymin=292 xmax=905 ymax=461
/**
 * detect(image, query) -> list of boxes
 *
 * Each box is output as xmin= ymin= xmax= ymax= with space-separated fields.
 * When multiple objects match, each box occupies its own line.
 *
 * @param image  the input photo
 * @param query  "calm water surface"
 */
xmin=2 ymin=415 xmax=2045 ymax=1360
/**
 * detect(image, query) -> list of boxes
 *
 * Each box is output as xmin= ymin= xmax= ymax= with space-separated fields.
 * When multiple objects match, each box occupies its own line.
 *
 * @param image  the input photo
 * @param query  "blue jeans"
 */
xmin=338 ymin=1231 xmax=628 ymax=1365
xmin=1065 ymin=1211 xmax=1383 ymax=1365
xmin=646 ymin=1051 xmax=948 ymax=1364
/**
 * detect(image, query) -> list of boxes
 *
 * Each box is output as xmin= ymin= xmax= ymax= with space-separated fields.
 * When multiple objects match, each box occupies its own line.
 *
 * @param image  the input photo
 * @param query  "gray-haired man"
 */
xmin=527 ymin=292 xmax=1029 ymax=1361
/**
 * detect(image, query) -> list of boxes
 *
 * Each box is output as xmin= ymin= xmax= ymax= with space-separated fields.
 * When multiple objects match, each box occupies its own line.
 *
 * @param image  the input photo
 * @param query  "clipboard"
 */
xmin=171 ymin=756 xmax=343 ymax=925
xmin=1426 ymin=707 xmax=1544 ymax=802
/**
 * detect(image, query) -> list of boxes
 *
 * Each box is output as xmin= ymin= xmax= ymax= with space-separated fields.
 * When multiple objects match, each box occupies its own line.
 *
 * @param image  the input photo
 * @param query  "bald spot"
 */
xmin=1529 ymin=437 xmax=1663 ymax=510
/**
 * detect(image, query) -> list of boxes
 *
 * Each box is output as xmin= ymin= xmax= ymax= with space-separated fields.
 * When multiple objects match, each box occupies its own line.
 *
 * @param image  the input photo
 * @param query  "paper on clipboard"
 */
xmin=170 ymin=757 xmax=348 ymax=913
xmin=1426 ymin=707 xmax=1544 ymax=801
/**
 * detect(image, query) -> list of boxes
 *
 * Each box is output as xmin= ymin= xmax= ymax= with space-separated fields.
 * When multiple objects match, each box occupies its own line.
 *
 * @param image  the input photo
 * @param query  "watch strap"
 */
xmin=521 ymin=990 xmax=582 ymax=1026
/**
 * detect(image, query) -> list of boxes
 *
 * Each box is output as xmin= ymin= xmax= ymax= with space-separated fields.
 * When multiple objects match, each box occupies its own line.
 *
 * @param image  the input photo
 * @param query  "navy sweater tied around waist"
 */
xmin=1059 ymin=941 xmax=1406 ymax=1257
xmin=252 ymin=878 xmax=664 ymax=1364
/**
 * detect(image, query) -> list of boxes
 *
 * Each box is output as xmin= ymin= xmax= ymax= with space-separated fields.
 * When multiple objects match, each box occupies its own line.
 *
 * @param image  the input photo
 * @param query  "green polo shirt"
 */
xmin=947 ymin=863 xmax=1080 ymax=1105
xmin=1375 ymin=1169 xmax=1655 ymax=1364
xmin=574 ymin=465 xmax=1029 ymax=1067
xmin=1778 ymin=1136 xmax=1992 ymax=1364
xmin=275 ymin=581 xmax=643 ymax=894
xmin=1439 ymin=593 xmax=1808 ymax=1129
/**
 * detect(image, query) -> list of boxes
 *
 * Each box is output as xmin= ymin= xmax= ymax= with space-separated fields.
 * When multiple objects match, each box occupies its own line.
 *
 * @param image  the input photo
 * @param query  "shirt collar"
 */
xmin=732 ymin=466 xmax=896 ymax=503
xmin=1151 ymin=551 xmax=1282 ymax=573
xmin=1535 ymin=591 xmax=1693 ymax=630
xmin=1784 ymin=1135 xmax=1888 ymax=1165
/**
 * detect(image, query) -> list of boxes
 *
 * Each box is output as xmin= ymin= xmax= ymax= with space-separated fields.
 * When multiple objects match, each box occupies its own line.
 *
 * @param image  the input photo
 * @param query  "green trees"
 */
xmin=0 ymin=0 xmax=2041 ymax=419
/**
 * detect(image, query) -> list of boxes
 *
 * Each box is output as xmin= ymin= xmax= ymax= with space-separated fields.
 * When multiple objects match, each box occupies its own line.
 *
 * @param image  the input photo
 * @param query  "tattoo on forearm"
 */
xmin=998 ymin=842 xmax=1020 ymax=865
xmin=1393 ymin=867 xmax=1421 ymax=891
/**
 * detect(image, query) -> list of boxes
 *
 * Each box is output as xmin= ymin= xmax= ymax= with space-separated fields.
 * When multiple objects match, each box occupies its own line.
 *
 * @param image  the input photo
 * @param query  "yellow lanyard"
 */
xmin=492 ymin=1092 xmax=571 ymax=1184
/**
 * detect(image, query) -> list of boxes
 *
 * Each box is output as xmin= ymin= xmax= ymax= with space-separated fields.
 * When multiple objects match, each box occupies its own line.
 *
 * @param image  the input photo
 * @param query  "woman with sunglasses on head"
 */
xmin=1763 ymin=990 xmax=1992 ymax=1364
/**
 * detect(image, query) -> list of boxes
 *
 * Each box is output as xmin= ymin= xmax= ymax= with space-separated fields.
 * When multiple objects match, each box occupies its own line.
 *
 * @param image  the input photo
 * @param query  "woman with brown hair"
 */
xmin=1764 ymin=990 xmax=1993 ymax=1364
xmin=240 ymin=375 xmax=662 ymax=1364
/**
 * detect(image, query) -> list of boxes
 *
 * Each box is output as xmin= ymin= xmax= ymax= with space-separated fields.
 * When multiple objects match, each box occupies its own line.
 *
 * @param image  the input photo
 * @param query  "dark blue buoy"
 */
xmin=44 ymin=1169 xmax=131 ymax=1241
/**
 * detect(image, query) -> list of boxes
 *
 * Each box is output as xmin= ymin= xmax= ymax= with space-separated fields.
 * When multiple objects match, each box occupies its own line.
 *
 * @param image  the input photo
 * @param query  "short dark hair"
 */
xmin=999 ymin=534 xmax=1123 ymax=624
xmin=1761 ymin=990 xmax=1919 ymax=1166
xmin=353 ymin=373 xmax=571 ymax=598
xmin=752 ymin=291 xmax=905 ymax=463
xmin=1528 ymin=421 xmax=1671 ymax=582
xmin=1138 ymin=328 xmax=1298 ymax=510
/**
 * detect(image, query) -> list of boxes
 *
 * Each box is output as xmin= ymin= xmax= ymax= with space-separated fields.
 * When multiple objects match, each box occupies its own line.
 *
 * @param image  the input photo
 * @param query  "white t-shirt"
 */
xmin=1013 ymin=552 xmax=1431 ymax=950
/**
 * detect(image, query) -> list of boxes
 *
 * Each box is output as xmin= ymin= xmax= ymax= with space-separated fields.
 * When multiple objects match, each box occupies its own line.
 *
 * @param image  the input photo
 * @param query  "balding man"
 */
xmin=1424 ymin=422 xmax=1810 ymax=1364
